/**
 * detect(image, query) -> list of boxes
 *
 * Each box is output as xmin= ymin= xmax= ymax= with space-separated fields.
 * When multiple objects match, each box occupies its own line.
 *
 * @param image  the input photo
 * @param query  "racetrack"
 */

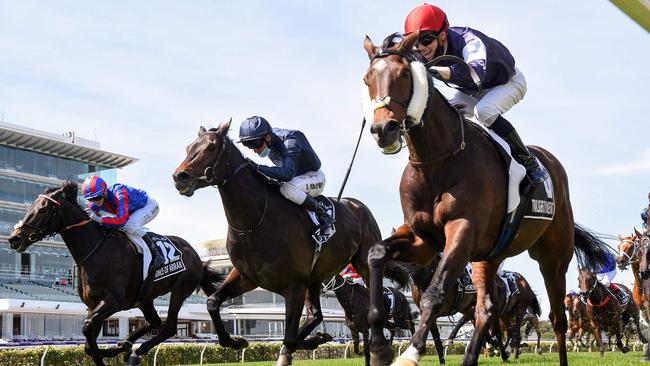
xmin=199 ymin=352 xmax=646 ymax=365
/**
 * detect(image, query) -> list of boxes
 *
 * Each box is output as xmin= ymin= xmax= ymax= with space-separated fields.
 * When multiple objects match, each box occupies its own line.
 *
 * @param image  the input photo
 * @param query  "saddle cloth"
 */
xmin=306 ymin=196 xmax=337 ymax=244
xmin=610 ymin=283 xmax=630 ymax=306
xmin=383 ymin=287 xmax=396 ymax=317
xmin=458 ymin=265 xmax=476 ymax=293
xmin=500 ymin=271 xmax=520 ymax=305
xmin=144 ymin=232 xmax=186 ymax=282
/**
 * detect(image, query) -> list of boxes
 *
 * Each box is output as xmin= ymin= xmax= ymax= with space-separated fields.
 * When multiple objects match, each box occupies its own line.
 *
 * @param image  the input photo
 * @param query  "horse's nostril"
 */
xmin=176 ymin=171 xmax=191 ymax=182
xmin=385 ymin=121 xmax=400 ymax=134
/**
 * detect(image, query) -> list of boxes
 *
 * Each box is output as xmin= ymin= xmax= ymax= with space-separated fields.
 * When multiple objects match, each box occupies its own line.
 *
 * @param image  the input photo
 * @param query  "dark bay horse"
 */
xmin=633 ymin=232 xmax=650 ymax=362
xmin=172 ymin=122 xmax=408 ymax=366
xmin=498 ymin=272 xmax=542 ymax=358
xmin=323 ymin=275 xmax=414 ymax=366
xmin=361 ymin=32 xmax=611 ymax=366
xmin=7 ymin=182 xmax=220 ymax=366
xmin=577 ymin=270 xmax=645 ymax=356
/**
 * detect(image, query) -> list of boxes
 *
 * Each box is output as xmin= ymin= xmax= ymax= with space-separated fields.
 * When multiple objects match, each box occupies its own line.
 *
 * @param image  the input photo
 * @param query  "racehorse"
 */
xmin=519 ymin=309 xmax=543 ymax=355
xmin=172 ymin=122 xmax=409 ymax=366
xmin=577 ymin=270 xmax=645 ymax=356
xmin=410 ymin=258 xmax=509 ymax=364
xmin=323 ymin=275 xmax=414 ymax=366
xmin=361 ymin=32 xmax=612 ymax=366
xmin=7 ymin=182 xmax=220 ymax=366
xmin=565 ymin=292 xmax=592 ymax=350
xmin=616 ymin=230 xmax=647 ymax=318
xmin=497 ymin=272 xmax=542 ymax=358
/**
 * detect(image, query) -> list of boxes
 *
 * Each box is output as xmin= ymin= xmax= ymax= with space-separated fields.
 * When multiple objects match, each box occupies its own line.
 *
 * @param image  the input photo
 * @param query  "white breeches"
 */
xmin=279 ymin=170 xmax=326 ymax=204
xmin=449 ymin=67 xmax=527 ymax=126
xmin=597 ymin=269 xmax=616 ymax=287
xmin=122 ymin=198 xmax=159 ymax=280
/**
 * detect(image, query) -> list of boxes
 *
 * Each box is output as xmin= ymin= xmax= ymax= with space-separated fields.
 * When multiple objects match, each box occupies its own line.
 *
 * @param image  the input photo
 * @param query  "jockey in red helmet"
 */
xmin=82 ymin=176 xmax=163 ymax=279
xmin=404 ymin=4 xmax=548 ymax=187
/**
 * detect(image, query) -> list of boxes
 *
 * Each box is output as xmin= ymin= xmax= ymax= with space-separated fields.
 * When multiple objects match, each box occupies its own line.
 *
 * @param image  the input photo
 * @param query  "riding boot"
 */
xmin=143 ymin=234 xmax=165 ymax=270
xmin=301 ymin=196 xmax=335 ymax=228
xmin=490 ymin=115 xmax=549 ymax=186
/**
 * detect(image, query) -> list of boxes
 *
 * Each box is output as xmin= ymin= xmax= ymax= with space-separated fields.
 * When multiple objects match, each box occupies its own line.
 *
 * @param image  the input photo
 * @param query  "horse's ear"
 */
xmin=398 ymin=31 xmax=419 ymax=54
xmin=363 ymin=35 xmax=377 ymax=59
xmin=198 ymin=126 xmax=207 ymax=136
xmin=635 ymin=227 xmax=642 ymax=238
xmin=217 ymin=118 xmax=232 ymax=136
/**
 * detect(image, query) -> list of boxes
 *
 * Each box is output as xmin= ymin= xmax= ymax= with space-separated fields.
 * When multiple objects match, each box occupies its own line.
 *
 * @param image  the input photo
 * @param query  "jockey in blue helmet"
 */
xmin=237 ymin=116 xmax=334 ymax=230
xmin=81 ymin=176 xmax=162 ymax=280
xmin=642 ymin=193 xmax=650 ymax=229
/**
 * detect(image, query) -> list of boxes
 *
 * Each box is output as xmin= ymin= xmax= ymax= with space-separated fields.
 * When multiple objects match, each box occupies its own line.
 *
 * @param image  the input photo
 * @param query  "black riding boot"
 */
xmin=491 ymin=115 xmax=548 ymax=186
xmin=143 ymin=234 xmax=165 ymax=270
xmin=301 ymin=196 xmax=335 ymax=228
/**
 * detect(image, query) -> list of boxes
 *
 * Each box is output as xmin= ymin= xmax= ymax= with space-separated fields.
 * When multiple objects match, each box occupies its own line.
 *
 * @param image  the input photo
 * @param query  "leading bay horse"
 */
xmin=172 ymin=122 xmax=408 ymax=366
xmin=7 ymin=182 xmax=221 ymax=366
xmin=361 ymin=32 xmax=611 ymax=366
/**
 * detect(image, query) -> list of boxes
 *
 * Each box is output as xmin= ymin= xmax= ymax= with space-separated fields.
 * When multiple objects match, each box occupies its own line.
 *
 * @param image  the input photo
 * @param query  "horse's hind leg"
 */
xmin=464 ymin=261 xmax=501 ymax=366
xmin=82 ymin=299 xmax=120 ymax=366
xmin=277 ymin=282 xmax=309 ymax=366
xmin=127 ymin=290 xmax=191 ymax=365
xmin=277 ymin=283 xmax=330 ymax=364
xmin=632 ymin=306 xmax=648 ymax=344
xmin=207 ymin=268 xmax=256 ymax=349
xmin=430 ymin=320 xmax=446 ymax=365
xmin=362 ymin=330 xmax=371 ymax=366
xmin=103 ymin=302 xmax=161 ymax=360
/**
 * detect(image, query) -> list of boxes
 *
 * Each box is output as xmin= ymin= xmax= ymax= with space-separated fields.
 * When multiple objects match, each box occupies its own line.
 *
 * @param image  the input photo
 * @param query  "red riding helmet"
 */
xmin=404 ymin=3 xmax=449 ymax=35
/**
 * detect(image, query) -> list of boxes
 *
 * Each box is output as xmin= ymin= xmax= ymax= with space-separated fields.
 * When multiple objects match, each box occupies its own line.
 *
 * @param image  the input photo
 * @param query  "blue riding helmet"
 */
xmin=238 ymin=116 xmax=272 ymax=142
xmin=642 ymin=208 xmax=648 ymax=225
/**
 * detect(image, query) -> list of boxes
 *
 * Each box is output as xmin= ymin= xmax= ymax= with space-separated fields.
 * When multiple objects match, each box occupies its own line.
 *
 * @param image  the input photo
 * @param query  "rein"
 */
xmin=227 ymin=184 xmax=268 ymax=236
xmin=198 ymin=132 xmax=249 ymax=187
xmin=617 ymin=238 xmax=639 ymax=267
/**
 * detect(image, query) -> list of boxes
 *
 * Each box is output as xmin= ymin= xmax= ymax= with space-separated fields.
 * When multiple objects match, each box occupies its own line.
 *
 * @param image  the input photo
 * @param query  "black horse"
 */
xmin=7 ymin=182 xmax=222 ymax=366
xmin=324 ymin=274 xmax=414 ymax=366
xmin=172 ymin=121 xmax=408 ymax=366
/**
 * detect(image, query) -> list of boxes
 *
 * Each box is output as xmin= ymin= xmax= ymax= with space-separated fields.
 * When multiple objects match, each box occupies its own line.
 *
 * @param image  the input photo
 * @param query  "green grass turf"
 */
xmin=198 ymin=351 xmax=646 ymax=365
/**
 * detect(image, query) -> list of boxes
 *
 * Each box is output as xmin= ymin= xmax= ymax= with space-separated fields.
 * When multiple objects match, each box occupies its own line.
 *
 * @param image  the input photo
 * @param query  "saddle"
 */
xmin=457 ymin=266 xmax=476 ymax=293
xmin=306 ymin=196 xmax=337 ymax=244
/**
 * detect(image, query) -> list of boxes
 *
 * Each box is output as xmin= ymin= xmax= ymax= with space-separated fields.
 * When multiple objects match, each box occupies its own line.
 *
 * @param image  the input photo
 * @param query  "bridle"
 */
xmin=196 ymin=132 xmax=248 ymax=187
xmin=617 ymin=237 xmax=639 ymax=268
xmin=16 ymin=194 xmax=91 ymax=243
xmin=579 ymin=273 xmax=613 ymax=308
xmin=367 ymin=49 xmax=466 ymax=163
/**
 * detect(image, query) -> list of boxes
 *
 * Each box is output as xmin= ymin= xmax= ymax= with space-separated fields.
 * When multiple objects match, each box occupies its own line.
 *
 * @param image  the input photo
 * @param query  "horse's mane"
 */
xmin=45 ymin=181 xmax=84 ymax=211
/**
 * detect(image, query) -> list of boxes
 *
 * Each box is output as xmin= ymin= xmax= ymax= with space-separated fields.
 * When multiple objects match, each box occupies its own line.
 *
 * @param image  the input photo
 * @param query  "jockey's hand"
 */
xmin=244 ymin=157 xmax=258 ymax=171
xmin=88 ymin=211 xmax=102 ymax=223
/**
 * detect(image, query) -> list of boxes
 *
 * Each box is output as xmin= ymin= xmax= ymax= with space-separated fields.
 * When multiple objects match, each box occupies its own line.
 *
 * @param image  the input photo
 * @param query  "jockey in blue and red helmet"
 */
xmin=403 ymin=4 xmax=548 ymax=187
xmin=596 ymin=250 xmax=617 ymax=289
xmin=82 ymin=176 xmax=161 ymax=280
xmin=237 ymin=116 xmax=334 ymax=230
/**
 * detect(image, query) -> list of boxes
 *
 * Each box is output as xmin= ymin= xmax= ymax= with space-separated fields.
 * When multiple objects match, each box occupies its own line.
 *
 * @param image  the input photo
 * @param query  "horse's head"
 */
xmin=637 ymin=232 xmax=650 ymax=280
xmin=362 ymin=32 xmax=429 ymax=154
xmin=8 ymin=182 xmax=82 ymax=252
xmin=616 ymin=232 xmax=640 ymax=270
xmin=173 ymin=120 xmax=234 ymax=196
xmin=577 ymin=269 xmax=598 ymax=301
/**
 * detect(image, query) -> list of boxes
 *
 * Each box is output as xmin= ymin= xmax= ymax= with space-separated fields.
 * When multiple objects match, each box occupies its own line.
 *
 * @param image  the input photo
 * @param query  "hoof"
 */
xmin=117 ymin=340 xmax=133 ymax=351
xmin=220 ymin=336 xmax=249 ymax=350
xmin=316 ymin=331 xmax=333 ymax=343
xmin=128 ymin=354 xmax=142 ymax=366
xmin=642 ymin=356 xmax=650 ymax=362
xmin=501 ymin=351 xmax=510 ymax=361
xmin=122 ymin=349 xmax=133 ymax=363
xmin=276 ymin=354 xmax=292 ymax=366
xmin=622 ymin=346 xmax=630 ymax=354
xmin=370 ymin=343 xmax=394 ymax=366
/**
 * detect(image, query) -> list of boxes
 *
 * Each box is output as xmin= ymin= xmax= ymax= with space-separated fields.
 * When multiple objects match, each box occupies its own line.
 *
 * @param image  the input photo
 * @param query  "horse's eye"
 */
xmin=207 ymin=143 xmax=216 ymax=151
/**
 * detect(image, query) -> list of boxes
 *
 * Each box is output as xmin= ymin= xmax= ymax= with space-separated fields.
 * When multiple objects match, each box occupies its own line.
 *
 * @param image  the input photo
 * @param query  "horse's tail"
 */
xmin=384 ymin=261 xmax=411 ymax=290
xmin=573 ymin=224 xmax=615 ymax=271
xmin=198 ymin=260 xmax=227 ymax=296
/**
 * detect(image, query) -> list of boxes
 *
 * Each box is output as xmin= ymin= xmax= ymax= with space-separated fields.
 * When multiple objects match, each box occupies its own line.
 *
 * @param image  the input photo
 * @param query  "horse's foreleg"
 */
xmin=632 ymin=305 xmax=648 ymax=344
xmin=464 ymin=261 xmax=499 ymax=366
xmin=103 ymin=302 xmax=161 ymax=361
xmin=536 ymin=320 xmax=542 ymax=355
xmin=446 ymin=314 xmax=469 ymax=345
xmin=352 ymin=330 xmax=361 ymax=355
xmin=430 ymin=320 xmax=445 ymax=365
xmin=128 ymin=290 xmax=192 ymax=365
xmin=368 ymin=226 xmax=414 ymax=366
xmin=276 ymin=282 xmax=308 ymax=366
xmin=613 ymin=311 xmax=630 ymax=354
xmin=362 ymin=330 xmax=371 ymax=366
xmin=82 ymin=299 xmax=120 ymax=366
xmin=207 ymin=268 xmax=256 ymax=349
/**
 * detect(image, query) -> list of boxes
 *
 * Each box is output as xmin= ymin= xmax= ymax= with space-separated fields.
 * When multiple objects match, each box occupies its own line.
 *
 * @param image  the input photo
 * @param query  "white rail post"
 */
xmin=398 ymin=341 xmax=406 ymax=356
xmin=444 ymin=345 xmax=449 ymax=357
xmin=40 ymin=345 xmax=49 ymax=366
xmin=465 ymin=341 xmax=471 ymax=354
xmin=153 ymin=345 xmax=161 ymax=366
xmin=200 ymin=343 xmax=209 ymax=364
xmin=312 ymin=349 xmax=317 ymax=360
xmin=241 ymin=347 xmax=247 ymax=363
xmin=548 ymin=343 xmax=554 ymax=353
xmin=344 ymin=341 xmax=351 ymax=359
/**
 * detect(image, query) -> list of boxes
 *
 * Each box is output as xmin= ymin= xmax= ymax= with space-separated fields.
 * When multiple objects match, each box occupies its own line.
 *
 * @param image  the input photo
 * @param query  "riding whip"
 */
xmin=336 ymin=117 xmax=366 ymax=201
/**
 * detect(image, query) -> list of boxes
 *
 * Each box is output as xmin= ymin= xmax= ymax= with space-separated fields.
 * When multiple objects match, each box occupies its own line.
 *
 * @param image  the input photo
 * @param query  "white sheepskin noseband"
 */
xmin=361 ymin=60 xmax=429 ymax=128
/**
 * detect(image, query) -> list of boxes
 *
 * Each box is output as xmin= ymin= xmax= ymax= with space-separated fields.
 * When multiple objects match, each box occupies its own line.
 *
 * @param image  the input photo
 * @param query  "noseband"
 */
xmin=617 ymin=238 xmax=639 ymax=267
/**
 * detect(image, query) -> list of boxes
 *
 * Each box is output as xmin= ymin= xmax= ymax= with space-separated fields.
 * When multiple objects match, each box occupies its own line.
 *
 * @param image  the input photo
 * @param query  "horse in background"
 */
xmin=519 ymin=309 xmax=543 ymax=355
xmin=172 ymin=122 xmax=409 ymax=366
xmin=323 ymin=275 xmax=414 ymax=366
xmin=634 ymin=232 xmax=650 ymax=362
xmin=7 ymin=182 xmax=221 ymax=366
xmin=497 ymin=272 xmax=542 ymax=358
xmin=565 ymin=292 xmax=592 ymax=350
xmin=577 ymin=269 xmax=645 ymax=356
xmin=616 ymin=230 xmax=647 ymax=318
xmin=361 ymin=32 xmax=612 ymax=366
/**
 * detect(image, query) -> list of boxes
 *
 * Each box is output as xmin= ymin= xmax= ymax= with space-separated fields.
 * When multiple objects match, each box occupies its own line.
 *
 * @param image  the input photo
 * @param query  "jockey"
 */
xmin=82 ymin=176 xmax=162 ymax=280
xmin=403 ymin=4 xmax=548 ymax=187
xmin=238 ymin=116 xmax=335 ymax=230
xmin=340 ymin=264 xmax=365 ymax=286
xmin=642 ymin=193 xmax=650 ymax=229
xmin=596 ymin=251 xmax=617 ymax=288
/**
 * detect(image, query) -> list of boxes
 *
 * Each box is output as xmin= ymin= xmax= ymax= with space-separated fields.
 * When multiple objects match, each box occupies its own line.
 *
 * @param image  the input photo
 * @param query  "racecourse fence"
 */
xmin=1 ymin=339 xmax=645 ymax=366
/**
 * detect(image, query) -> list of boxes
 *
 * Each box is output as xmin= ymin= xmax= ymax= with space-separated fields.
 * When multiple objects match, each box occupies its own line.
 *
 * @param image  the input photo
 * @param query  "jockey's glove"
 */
xmin=244 ymin=157 xmax=259 ymax=171
xmin=88 ymin=211 xmax=102 ymax=223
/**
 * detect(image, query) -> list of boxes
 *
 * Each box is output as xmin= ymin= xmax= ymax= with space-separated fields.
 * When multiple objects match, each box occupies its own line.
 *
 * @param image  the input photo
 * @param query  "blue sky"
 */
xmin=1 ymin=1 xmax=648 ymax=317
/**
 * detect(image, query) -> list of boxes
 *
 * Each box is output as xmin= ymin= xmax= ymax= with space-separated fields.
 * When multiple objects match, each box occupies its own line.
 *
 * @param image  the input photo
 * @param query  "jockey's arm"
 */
xmin=257 ymin=137 xmax=300 ymax=182
xmin=429 ymin=66 xmax=451 ymax=80
xmin=99 ymin=188 xmax=131 ymax=228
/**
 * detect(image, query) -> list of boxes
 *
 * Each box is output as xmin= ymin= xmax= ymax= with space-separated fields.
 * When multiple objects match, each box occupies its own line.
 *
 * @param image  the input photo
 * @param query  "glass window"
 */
xmin=44 ymin=314 xmax=61 ymax=338
xmin=0 ymin=207 xmax=25 ymax=236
